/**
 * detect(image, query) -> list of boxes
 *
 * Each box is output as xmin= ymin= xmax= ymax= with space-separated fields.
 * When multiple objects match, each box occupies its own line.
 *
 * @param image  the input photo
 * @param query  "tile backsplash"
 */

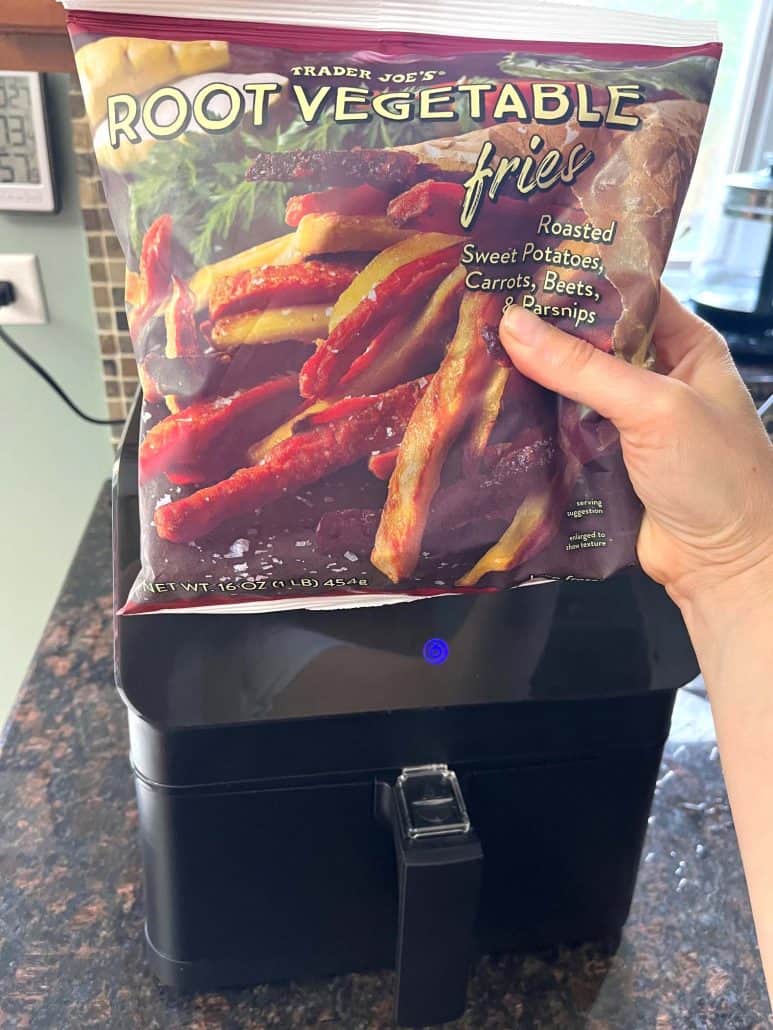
xmin=69 ymin=77 xmax=137 ymax=444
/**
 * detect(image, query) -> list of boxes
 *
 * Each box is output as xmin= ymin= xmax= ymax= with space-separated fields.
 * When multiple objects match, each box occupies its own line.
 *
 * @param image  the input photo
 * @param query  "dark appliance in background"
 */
xmin=691 ymin=158 xmax=773 ymax=358
xmin=114 ymin=398 xmax=698 ymax=1027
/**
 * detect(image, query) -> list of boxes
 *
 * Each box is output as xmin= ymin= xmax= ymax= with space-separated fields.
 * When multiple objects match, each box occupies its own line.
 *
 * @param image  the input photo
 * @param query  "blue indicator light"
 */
xmin=423 ymin=638 xmax=450 ymax=665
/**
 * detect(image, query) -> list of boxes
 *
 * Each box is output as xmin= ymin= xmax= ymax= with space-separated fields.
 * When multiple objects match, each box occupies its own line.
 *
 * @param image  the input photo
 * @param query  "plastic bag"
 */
xmin=61 ymin=0 xmax=720 ymax=614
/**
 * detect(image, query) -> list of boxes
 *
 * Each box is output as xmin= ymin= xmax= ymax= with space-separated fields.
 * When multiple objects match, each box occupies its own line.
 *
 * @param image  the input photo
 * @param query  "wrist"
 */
xmin=675 ymin=554 xmax=773 ymax=648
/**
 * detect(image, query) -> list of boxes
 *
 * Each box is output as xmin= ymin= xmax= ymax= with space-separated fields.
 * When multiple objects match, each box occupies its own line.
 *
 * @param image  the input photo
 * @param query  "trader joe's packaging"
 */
xmin=61 ymin=1 xmax=720 ymax=613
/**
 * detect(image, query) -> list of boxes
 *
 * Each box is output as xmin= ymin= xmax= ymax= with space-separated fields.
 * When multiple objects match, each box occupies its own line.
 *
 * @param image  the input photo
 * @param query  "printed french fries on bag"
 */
xmin=61 ymin=0 xmax=720 ymax=613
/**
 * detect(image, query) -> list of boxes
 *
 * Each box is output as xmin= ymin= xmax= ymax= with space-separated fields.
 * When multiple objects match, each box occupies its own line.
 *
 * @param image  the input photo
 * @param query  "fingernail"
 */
xmin=501 ymin=303 xmax=541 ymax=346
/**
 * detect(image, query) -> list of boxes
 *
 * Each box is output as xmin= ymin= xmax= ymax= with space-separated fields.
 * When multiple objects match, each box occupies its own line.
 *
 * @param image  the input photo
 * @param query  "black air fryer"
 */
xmin=114 ymin=400 xmax=697 ymax=1027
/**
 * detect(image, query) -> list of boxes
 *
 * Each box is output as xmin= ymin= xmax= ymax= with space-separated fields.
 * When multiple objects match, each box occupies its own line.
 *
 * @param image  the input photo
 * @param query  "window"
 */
xmin=576 ymin=0 xmax=773 ymax=267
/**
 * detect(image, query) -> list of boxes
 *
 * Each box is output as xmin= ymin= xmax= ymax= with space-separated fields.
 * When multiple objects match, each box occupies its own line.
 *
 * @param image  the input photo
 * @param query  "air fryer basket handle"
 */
xmin=378 ymin=766 xmax=483 ymax=1027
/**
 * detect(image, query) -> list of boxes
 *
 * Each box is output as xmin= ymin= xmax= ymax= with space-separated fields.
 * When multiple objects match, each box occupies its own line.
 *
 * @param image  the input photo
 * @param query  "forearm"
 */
xmin=679 ymin=561 xmax=773 ymax=1002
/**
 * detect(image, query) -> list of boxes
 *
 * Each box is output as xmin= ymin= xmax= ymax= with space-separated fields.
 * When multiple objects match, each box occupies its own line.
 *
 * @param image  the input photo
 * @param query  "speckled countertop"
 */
xmin=0 ymin=484 xmax=769 ymax=1029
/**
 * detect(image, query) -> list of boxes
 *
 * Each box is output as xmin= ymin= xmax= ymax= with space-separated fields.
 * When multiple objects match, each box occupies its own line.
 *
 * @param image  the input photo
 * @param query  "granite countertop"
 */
xmin=0 ymin=484 xmax=769 ymax=1029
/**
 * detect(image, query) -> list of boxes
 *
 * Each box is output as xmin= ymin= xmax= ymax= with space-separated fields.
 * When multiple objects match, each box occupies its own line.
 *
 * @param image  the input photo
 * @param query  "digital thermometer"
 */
xmin=0 ymin=72 xmax=57 ymax=213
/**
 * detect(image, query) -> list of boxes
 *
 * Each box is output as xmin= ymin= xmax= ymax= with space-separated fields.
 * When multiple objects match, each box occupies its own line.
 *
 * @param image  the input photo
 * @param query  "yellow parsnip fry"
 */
xmin=455 ymin=490 xmax=552 ymax=586
xmin=210 ymin=304 xmax=330 ymax=348
xmin=294 ymin=214 xmax=416 ymax=259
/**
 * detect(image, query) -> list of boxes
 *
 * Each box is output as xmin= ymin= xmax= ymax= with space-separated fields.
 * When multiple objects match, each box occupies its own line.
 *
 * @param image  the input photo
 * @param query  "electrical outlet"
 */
xmin=0 ymin=254 xmax=48 ymax=325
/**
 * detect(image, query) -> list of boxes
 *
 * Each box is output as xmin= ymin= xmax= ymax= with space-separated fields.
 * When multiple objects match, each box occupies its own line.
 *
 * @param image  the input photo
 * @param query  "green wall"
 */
xmin=0 ymin=74 xmax=112 ymax=723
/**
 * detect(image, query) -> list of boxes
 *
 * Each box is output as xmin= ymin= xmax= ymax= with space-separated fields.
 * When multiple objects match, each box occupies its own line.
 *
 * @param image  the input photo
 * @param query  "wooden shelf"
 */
xmin=0 ymin=0 xmax=75 ymax=73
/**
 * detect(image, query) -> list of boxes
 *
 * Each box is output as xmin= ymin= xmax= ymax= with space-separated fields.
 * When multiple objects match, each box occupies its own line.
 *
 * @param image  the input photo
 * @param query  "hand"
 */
xmin=499 ymin=288 xmax=773 ymax=611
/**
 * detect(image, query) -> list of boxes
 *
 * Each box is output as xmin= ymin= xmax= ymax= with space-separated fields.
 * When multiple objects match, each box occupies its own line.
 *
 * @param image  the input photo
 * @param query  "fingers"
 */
xmin=499 ymin=303 xmax=658 ymax=432
xmin=654 ymin=286 xmax=727 ymax=376
xmin=655 ymin=288 xmax=757 ymax=414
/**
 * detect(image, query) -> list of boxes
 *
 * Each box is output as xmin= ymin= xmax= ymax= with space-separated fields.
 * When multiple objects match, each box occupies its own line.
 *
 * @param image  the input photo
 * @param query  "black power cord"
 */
xmin=0 ymin=281 xmax=124 ymax=427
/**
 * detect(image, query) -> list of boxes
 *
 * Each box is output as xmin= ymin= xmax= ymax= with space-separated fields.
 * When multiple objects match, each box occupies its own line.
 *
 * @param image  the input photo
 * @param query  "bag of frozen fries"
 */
xmin=61 ymin=0 xmax=720 ymax=614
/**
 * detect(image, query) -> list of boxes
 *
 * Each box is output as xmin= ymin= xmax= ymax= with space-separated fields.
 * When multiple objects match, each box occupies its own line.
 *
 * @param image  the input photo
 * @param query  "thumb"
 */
xmin=499 ymin=304 xmax=658 ymax=432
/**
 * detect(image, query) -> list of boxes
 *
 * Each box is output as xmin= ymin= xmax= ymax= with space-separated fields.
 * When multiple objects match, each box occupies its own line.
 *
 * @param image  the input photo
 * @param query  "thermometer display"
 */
xmin=0 ymin=73 xmax=57 ymax=213
xmin=0 ymin=76 xmax=42 ymax=185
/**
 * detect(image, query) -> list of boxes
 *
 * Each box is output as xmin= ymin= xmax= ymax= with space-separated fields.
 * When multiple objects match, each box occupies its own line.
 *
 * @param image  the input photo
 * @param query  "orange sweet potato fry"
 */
xmin=128 ymin=214 xmax=173 ymax=336
xmin=368 ymin=449 xmax=399 ymax=480
xmin=155 ymin=377 xmax=429 ymax=544
xmin=299 ymin=242 xmax=462 ymax=399
xmin=140 ymin=375 xmax=300 ymax=483
xmin=164 ymin=276 xmax=199 ymax=360
xmin=209 ymin=261 xmax=359 ymax=322
xmin=387 ymin=180 xmax=466 ymax=234
xmin=342 ymin=265 xmax=466 ymax=397
xmin=286 ymin=185 xmax=390 ymax=227
xmin=338 ymin=311 xmax=413 ymax=388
